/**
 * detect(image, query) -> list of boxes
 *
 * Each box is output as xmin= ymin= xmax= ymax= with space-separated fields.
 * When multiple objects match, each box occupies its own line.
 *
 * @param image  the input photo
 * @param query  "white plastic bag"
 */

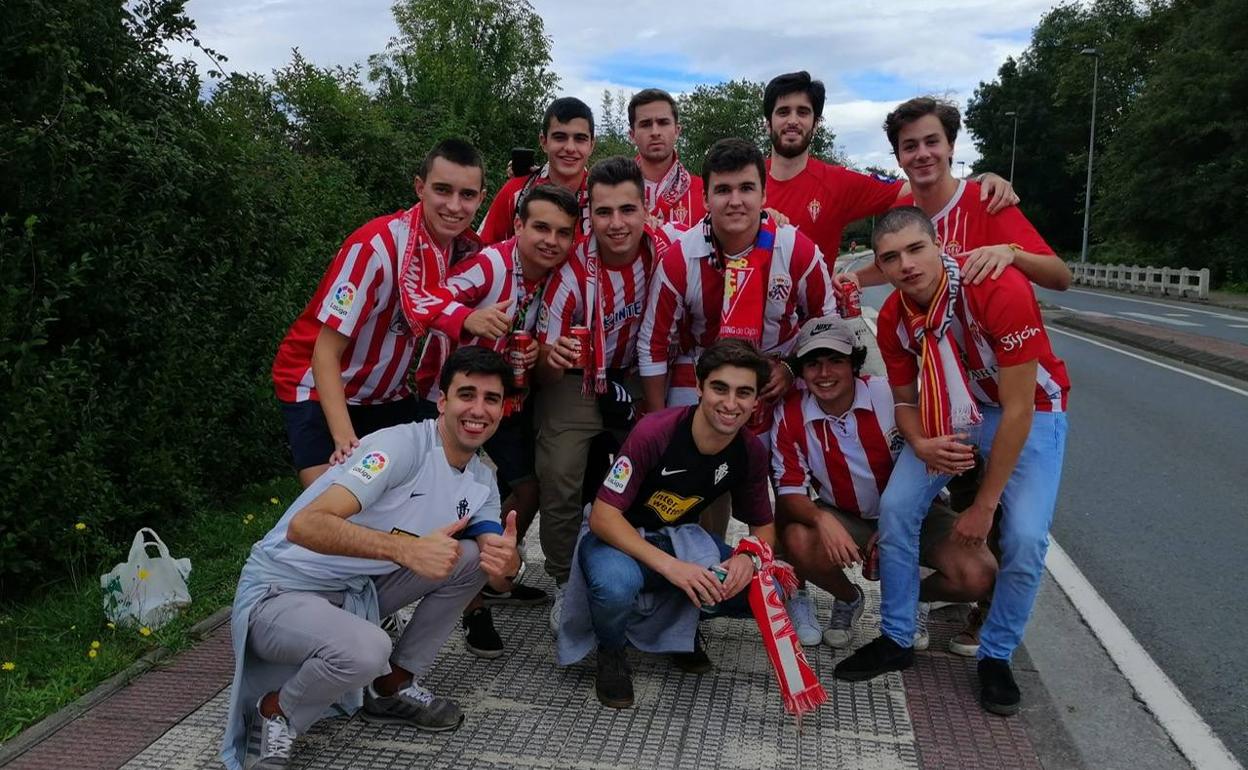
xmin=100 ymin=527 xmax=192 ymax=629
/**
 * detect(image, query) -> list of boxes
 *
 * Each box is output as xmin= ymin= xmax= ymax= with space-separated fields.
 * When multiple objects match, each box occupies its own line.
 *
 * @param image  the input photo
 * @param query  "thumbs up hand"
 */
xmin=478 ymin=510 xmax=521 ymax=581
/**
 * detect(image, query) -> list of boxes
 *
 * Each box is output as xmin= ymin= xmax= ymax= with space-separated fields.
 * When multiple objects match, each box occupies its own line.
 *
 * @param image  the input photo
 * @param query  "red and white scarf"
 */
xmin=707 ymin=213 xmax=777 ymax=346
xmin=397 ymin=203 xmax=480 ymax=336
xmin=899 ymin=253 xmax=981 ymax=459
xmin=733 ymin=536 xmax=827 ymax=721
xmin=640 ymin=152 xmax=692 ymax=210
xmin=579 ymin=231 xmax=660 ymax=396
xmin=518 ymin=163 xmax=591 ymax=237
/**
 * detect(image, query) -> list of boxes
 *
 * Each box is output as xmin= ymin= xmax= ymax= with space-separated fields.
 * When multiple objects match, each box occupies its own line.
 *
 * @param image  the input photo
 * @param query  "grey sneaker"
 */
xmin=244 ymin=700 xmax=295 ymax=769
xmin=786 ymin=589 xmax=822 ymax=646
xmin=822 ymin=587 xmax=865 ymax=648
xmin=362 ymin=682 xmax=464 ymax=732
xmin=914 ymin=601 xmax=931 ymax=651
xmin=549 ymin=583 xmax=566 ymax=635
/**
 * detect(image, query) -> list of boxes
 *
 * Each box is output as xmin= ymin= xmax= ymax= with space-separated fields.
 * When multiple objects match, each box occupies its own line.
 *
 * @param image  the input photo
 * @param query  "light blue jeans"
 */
xmin=877 ymin=406 xmax=1068 ymax=661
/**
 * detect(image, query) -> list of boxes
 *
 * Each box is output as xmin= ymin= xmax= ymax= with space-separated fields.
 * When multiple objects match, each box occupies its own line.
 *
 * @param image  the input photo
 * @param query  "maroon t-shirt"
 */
xmin=597 ymin=406 xmax=774 ymax=531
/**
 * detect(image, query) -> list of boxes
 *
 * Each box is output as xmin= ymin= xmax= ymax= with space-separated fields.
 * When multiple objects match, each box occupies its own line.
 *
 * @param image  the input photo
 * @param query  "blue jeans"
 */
xmin=578 ymin=531 xmax=753 ymax=651
xmin=877 ymin=407 xmax=1068 ymax=661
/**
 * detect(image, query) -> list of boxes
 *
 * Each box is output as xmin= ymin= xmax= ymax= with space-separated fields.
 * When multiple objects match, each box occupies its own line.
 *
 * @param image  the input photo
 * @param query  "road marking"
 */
xmin=1119 ymin=311 xmax=1203 ymax=327
xmin=1046 ymin=540 xmax=1242 ymax=770
xmin=1231 ymin=324 xmax=1248 ymax=329
xmin=1062 ymin=288 xmax=1248 ymax=321
xmin=1048 ymin=327 xmax=1248 ymax=398
xmin=1164 ymin=312 xmax=1191 ymax=317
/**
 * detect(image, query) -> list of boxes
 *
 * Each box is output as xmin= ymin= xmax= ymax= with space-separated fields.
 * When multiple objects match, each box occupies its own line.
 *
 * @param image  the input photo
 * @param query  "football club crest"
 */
xmin=721 ymin=265 xmax=754 ymax=321
xmin=769 ymin=274 xmax=791 ymax=302
xmin=807 ymin=198 xmax=822 ymax=222
xmin=672 ymin=201 xmax=688 ymax=225
xmin=714 ymin=462 xmax=728 ymax=485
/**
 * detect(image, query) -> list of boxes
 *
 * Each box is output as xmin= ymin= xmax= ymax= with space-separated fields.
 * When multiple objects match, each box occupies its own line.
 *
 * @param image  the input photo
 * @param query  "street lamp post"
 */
xmin=1080 ymin=47 xmax=1099 ymax=264
xmin=958 ymin=160 xmax=967 ymax=179
xmin=1005 ymin=110 xmax=1019 ymax=183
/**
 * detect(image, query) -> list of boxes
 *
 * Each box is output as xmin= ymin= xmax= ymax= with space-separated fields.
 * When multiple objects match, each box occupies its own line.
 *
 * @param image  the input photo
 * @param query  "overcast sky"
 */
xmin=170 ymin=0 xmax=1055 ymax=173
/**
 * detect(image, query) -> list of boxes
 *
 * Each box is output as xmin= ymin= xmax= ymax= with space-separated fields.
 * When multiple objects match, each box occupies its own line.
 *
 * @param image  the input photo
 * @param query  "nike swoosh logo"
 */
xmin=659 ymin=468 xmax=686 ymax=477
xmin=409 ymin=492 xmax=425 ymax=498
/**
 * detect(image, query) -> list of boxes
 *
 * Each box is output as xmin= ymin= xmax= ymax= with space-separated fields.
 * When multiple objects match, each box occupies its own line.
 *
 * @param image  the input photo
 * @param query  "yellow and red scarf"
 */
xmin=708 ymin=213 xmax=777 ymax=346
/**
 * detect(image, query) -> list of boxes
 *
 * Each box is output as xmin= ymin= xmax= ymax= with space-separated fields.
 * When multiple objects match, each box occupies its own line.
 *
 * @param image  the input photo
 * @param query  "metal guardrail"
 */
xmin=1070 ymin=262 xmax=1210 ymax=299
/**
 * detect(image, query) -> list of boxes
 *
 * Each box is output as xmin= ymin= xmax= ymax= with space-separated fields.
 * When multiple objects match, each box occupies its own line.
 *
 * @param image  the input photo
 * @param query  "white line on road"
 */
xmin=1119 ymin=311 xmax=1203 ymax=327
xmin=1049 ymin=327 xmax=1248 ymax=398
xmin=1063 ymin=288 xmax=1248 ymax=321
xmin=1046 ymin=541 xmax=1243 ymax=770
xmin=1231 ymin=324 xmax=1248 ymax=329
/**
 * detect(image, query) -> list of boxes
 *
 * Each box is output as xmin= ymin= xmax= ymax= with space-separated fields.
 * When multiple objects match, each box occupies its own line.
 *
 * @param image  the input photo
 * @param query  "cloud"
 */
xmin=170 ymin=0 xmax=1050 ymax=172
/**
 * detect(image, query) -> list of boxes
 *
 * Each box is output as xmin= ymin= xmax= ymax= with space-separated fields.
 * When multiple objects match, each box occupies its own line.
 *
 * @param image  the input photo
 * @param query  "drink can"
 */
xmin=570 ymin=325 xmax=592 ymax=369
xmin=508 ymin=331 xmax=531 ymax=389
xmin=836 ymin=281 xmax=862 ymax=318
xmin=709 ymin=565 xmax=729 ymax=583
xmin=863 ymin=539 xmax=880 ymax=581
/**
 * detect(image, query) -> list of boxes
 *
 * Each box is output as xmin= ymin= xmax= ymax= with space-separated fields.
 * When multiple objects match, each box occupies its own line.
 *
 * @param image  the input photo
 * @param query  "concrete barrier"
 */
xmin=1070 ymin=262 xmax=1210 ymax=299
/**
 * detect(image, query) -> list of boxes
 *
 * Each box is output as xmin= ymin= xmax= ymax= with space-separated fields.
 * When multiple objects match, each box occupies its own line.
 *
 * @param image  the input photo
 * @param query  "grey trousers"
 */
xmin=246 ymin=541 xmax=487 ymax=733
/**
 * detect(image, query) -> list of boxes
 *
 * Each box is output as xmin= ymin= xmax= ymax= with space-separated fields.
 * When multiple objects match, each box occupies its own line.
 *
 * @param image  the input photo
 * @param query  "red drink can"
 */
xmin=836 ymin=282 xmax=862 ymax=318
xmin=863 ymin=539 xmax=880 ymax=581
xmin=508 ymin=331 xmax=531 ymax=389
xmin=570 ymin=325 xmax=592 ymax=369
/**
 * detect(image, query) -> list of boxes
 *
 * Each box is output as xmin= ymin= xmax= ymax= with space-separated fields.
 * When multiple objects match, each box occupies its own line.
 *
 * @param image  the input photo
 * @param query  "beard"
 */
xmin=770 ymin=126 xmax=813 ymax=159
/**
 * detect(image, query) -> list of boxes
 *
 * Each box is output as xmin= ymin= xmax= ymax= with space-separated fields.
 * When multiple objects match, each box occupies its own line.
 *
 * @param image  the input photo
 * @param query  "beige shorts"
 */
xmin=816 ymin=499 xmax=959 ymax=568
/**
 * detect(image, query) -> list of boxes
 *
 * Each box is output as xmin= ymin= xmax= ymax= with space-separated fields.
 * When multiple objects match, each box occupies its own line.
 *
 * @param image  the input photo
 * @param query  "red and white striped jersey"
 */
xmin=272 ymin=210 xmax=418 ymax=405
xmin=478 ymin=171 xmax=590 ymax=245
xmin=636 ymin=223 xmax=836 ymax=376
xmin=413 ymin=238 xmax=550 ymax=398
xmin=896 ymin=179 xmax=1055 ymax=258
xmin=876 ymin=262 xmax=1070 ymax=412
xmin=537 ymin=226 xmax=676 ymax=370
xmin=770 ymin=377 xmax=902 ymax=519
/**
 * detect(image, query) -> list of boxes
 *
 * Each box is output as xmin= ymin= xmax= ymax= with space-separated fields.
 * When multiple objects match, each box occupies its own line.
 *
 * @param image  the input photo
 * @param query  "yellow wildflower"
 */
xmin=2 ymin=661 xmax=15 ymax=671
xmin=90 ymin=640 xmax=101 ymax=650
xmin=137 ymin=568 xmax=150 ymax=580
xmin=107 ymin=622 xmax=116 ymax=630
xmin=88 ymin=649 xmax=97 ymax=659
xmin=74 ymin=522 xmax=87 ymax=531
xmin=269 ymin=497 xmax=280 ymax=505
xmin=139 ymin=626 xmax=152 ymax=637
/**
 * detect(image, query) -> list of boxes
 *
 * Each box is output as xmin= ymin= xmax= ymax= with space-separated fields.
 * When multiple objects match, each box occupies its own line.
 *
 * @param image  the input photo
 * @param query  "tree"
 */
xmin=592 ymin=89 xmax=635 ymax=162
xmin=368 ymin=0 xmax=558 ymax=198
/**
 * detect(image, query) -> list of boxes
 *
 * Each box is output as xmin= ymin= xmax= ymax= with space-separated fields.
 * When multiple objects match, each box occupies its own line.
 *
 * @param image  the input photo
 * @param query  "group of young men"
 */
xmin=227 ymin=70 xmax=1071 ymax=770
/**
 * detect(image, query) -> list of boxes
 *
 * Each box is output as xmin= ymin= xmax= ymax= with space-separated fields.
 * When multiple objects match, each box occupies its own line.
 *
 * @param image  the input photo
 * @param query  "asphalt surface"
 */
xmin=1037 ymin=286 xmax=1248 ymax=345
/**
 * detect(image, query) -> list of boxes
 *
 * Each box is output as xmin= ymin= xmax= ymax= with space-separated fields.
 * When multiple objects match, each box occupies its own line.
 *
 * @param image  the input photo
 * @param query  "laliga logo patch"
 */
xmin=349 ymin=451 xmax=388 ymax=484
xmin=328 ymin=282 xmax=356 ymax=318
xmin=769 ymin=274 xmax=791 ymax=302
xmin=604 ymin=455 xmax=633 ymax=493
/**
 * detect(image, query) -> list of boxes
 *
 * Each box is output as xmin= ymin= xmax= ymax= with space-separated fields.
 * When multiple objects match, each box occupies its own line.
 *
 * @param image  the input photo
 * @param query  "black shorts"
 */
xmin=279 ymin=398 xmax=424 ymax=471
xmin=484 ymin=398 xmax=536 ymax=498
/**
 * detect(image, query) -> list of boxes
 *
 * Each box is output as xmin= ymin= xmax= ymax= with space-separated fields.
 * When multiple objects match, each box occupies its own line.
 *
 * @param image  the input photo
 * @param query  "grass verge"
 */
xmin=0 ymin=477 xmax=301 ymax=742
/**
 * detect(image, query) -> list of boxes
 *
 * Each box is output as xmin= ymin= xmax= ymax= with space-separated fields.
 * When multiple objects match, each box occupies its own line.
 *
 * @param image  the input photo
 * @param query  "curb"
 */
xmin=1045 ymin=312 xmax=1248 ymax=384
xmin=0 ymin=606 xmax=232 ymax=767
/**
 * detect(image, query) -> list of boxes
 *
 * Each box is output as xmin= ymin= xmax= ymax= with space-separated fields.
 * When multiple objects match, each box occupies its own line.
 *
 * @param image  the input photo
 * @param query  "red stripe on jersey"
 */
xmin=816 ymin=422 xmax=861 ymax=513
xmin=856 ymin=408 xmax=894 ymax=495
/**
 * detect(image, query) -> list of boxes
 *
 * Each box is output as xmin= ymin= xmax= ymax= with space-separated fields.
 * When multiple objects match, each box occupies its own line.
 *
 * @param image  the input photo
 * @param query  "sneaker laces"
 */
xmin=261 ymin=713 xmax=295 ymax=757
xmin=829 ymin=590 xmax=863 ymax=630
xmin=396 ymin=682 xmax=435 ymax=707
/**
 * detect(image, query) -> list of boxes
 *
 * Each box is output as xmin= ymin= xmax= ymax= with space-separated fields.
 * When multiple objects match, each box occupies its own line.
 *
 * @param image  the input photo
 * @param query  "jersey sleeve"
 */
xmin=771 ymin=397 xmax=811 ymax=497
xmin=462 ymin=462 xmax=504 ymax=538
xmin=837 ymin=169 xmax=905 ymax=222
xmin=595 ymin=411 xmax=669 ymax=512
xmin=986 ymin=206 xmax=1055 ymax=256
xmin=636 ymin=246 xmax=686 ymax=376
xmin=434 ymin=253 xmax=492 ymax=341
xmin=315 ymin=236 xmax=386 ymax=338
xmin=875 ymin=297 xmax=920 ymax=386
xmin=792 ymin=232 xmax=836 ymax=319
xmin=731 ymin=433 xmax=776 ymax=525
xmin=973 ymin=268 xmax=1049 ymax=367
xmin=332 ymin=425 xmax=421 ymax=512
xmin=477 ymin=180 xmax=520 ymax=245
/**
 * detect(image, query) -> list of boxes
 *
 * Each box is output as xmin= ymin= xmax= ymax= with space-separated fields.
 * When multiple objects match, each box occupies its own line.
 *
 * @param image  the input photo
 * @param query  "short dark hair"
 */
xmin=518 ymin=183 xmax=579 ymax=222
xmin=543 ymin=97 xmax=595 ymax=137
xmin=884 ymin=97 xmax=961 ymax=156
xmin=796 ymin=346 xmax=868 ymax=378
xmin=696 ymin=339 xmax=772 ymax=391
xmin=417 ymin=138 xmax=485 ymax=185
xmin=438 ymin=345 xmax=514 ymax=395
xmin=587 ymin=156 xmax=644 ymax=204
xmin=701 ymin=138 xmax=767 ymax=191
xmin=763 ymin=71 xmax=826 ymax=122
xmin=627 ymin=88 xmax=679 ymax=127
xmin=871 ymin=205 xmax=938 ymax=252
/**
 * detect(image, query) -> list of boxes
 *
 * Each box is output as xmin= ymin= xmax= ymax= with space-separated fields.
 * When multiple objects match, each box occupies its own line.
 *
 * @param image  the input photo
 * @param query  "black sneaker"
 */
xmin=978 ymin=657 xmax=1021 ymax=715
xmin=462 ymin=606 xmax=504 ymax=659
xmin=362 ymin=682 xmax=464 ymax=732
xmin=833 ymin=635 xmax=914 ymax=682
xmin=481 ymin=582 xmax=548 ymax=606
xmin=595 ymin=647 xmax=633 ymax=708
xmin=670 ymin=632 xmax=713 ymax=674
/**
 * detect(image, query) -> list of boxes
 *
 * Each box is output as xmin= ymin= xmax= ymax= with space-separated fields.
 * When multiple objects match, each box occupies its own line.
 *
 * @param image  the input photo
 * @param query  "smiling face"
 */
xmin=437 ymin=371 xmax=505 ymax=456
xmin=895 ymin=113 xmax=955 ymax=190
xmin=589 ymin=180 xmax=646 ymax=262
xmin=800 ymin=352 xmax=855 ymax=412
xmin=539 ymin=117 xmax=594 ymax=182
xmin=696 ymin=364 xmax=760 ymax=437
xmin=705 ymin=165 xmax=764 ymax=248
xmin=514 ymin=199 xmax=575 ymax=276
xmin=768 ymin=92 xmax=817 ymax=159
xmin=414 ymin=157 xmax=486 ymax=247
xmin=874 ymin=222 xmax=944 ymax=306
xmin=629 ymin=100 xmax=680 ymax=166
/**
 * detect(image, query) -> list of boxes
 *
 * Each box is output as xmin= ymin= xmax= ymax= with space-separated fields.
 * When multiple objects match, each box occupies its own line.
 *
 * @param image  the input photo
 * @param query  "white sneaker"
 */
xmin=821 ymin=587 xmax=865 ymax=648
xmin=786 ymin=589 xmax=822 ymax=646
xmin=913 ymin=601 xmax=931 ymax=651
xmin=549 ymin=583 xmax=566 ymax=635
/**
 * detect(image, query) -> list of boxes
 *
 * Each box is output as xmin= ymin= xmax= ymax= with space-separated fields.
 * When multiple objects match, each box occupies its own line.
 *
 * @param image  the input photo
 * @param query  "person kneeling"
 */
xmin=221 ymin=347 xmax=521 ymax=770
xmin=555 ymin=339 xmax=776 ymax=708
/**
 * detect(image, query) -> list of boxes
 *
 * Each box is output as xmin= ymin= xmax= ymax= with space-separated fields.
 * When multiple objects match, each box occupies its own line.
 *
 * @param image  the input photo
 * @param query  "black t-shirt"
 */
xmin=596 ymin=406 xmax=773 ymax=531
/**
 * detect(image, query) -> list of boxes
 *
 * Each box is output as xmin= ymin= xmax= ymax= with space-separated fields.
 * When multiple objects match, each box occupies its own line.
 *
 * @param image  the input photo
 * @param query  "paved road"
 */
xmin=1036 ymin=286 xmax=1248 ymax=345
